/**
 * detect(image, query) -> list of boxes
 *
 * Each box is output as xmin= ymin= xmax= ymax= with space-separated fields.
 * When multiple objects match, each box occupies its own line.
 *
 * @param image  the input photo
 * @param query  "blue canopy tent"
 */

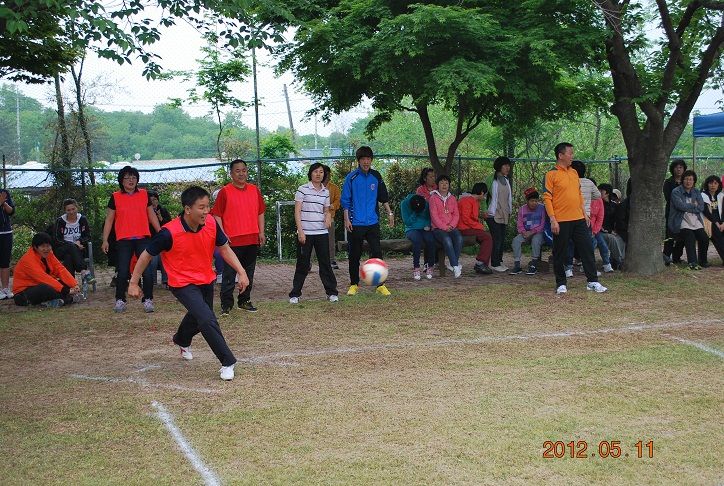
xmin=692 ymin=112 xmax=724 ymax=169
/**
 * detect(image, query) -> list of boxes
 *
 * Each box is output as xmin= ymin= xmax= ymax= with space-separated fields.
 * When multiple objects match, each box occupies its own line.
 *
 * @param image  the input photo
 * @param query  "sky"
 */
xmin=14 ymin=11 xmax=723 ymax=139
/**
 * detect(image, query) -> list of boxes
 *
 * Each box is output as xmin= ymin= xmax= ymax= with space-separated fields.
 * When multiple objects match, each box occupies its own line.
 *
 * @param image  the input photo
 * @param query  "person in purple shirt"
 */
xmin=510 ymin=188 xmax=546 ymax=275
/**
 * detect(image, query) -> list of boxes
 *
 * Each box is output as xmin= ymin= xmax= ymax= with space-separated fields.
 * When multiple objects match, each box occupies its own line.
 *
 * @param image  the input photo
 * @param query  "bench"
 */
xmin=338 ymin=236 xmax=551 ymax=275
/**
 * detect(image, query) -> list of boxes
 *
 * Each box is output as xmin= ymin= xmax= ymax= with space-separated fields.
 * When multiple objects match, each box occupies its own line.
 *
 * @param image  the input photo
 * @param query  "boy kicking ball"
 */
xmin=128 ymin=186 xmax=249 ymax=381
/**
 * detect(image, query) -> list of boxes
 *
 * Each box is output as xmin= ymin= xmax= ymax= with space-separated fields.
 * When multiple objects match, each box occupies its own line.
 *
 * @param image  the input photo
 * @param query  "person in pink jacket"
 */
xmin=429 ymin=174 xmax=463 ymax=278
xmin=590 ymin=190 xmax=614 ymax=273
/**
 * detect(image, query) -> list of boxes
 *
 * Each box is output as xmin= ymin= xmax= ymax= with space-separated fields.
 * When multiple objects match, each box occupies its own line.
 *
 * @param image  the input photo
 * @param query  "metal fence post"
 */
xmin=276 ymin=200 xmax=283 ymax=261
xmin=456 ymin=153 xmax=462 ymax=196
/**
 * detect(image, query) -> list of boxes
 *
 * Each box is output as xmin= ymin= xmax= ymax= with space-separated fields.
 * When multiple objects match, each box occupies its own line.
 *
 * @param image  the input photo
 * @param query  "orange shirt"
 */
xmin=210 ymin=183 xmax=266 ymax=246
xmin=161 ymin=217 xmax=218 ymax=287
xmin=457 ymin=195 xmax=485 ymax=231
xmin=543 ymin=164 xmax=585 ymax=222
xmin=12 ymin=248 xmax=77 ymax=294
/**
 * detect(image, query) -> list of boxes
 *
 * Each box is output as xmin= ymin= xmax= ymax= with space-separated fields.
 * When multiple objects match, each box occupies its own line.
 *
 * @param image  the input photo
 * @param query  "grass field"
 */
xmin=0 ymin=264 xmax=722 ymax=485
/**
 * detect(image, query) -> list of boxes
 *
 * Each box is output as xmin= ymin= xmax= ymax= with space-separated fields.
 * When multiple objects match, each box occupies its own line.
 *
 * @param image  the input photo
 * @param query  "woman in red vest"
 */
xmin=127 ymin=186 xmax=249 ymax=381
xmin=101 ymin=166 xmax=161 ymax=313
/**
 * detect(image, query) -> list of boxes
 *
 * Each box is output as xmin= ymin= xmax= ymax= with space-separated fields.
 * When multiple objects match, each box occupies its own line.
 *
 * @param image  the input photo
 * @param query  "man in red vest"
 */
xmin=210 ymin=159 xmax=266 ymax=315
xmin=128 ymin=186 xmax=249 ymax=381
xmin=101 ymin=166 xmax=161 ymax=313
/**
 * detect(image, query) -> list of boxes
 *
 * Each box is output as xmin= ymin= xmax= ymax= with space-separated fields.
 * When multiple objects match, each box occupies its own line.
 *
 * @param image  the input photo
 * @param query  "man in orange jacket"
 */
xmin=13 ymin=232 xmax=80 ymax=307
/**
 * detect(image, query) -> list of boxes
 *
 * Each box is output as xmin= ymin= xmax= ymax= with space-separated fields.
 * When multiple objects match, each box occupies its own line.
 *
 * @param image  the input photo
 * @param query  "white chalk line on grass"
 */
xmin=664 ymin=335 xmax=724 ymax=359
xmin=70 ymin=374 xmax=217 ymax=394
xmin=151 ymin=401 xmax=222 ymax=486
xmin=236 ymin=318 xmax=724 ymax=366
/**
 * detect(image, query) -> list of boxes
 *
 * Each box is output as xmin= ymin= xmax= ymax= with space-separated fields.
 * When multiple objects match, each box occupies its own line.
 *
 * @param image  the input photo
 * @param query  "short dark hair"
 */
xmin=418 ymin=167 xmax=435 ymax=186
xmin=147 ymin=189 xmax=159 ymax=199
xmin=598 ymin=183 xmax=613 ymax=195
xmin=410 ymin=194 xmax=426 ymax=213
xmin=32 ymin=232 xmax=52 ymax=248
xmin=554 ymin=142 xmax=573 ymax=159
xmin=229 ymin=158 xmax=247 ymax=171
xmin=571 ymin=160 xmax=586 ymax=178
xmin=681 ymin=170 xmax=697 ymax=184
xmin=669 ymin=159 xmax=687 ymax=175
xmin=307 ymin=162 xmax=325 ymax=181
xmin=471 ymin=182 xmax=488 ymax=195
xmin=702 ymin=175 xmax=722 ymax=194
xmin=356 ymin=146 xmax=373 ymax=160
xmin=181 ymin=186 xmax=210 ymax=208
xmin=62 ymin=198 xmax=77 ymax=209
xmin=493 ymin=156 xmax=511 ymax=173
xmin=436 ymin=174 xmax=451 ymax=185
xmin=322 ymin=164 xmax=331 ymax=181
xmin=117 ymin=165 xmax=140 ymax=189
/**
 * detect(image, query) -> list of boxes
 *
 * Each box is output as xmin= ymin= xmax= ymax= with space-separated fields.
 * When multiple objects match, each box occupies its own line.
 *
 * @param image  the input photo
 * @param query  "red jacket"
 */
xmin=12 ymin=248 xmax=77 ymax=294
xmin=590 ymin=198 xmax=605 ymax=235
xmin=457 ymin=194 xmax=485 ymax=231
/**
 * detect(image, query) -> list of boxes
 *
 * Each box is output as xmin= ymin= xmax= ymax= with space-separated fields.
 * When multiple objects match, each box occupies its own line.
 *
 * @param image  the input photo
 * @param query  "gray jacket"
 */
xmin=668 ymin=185 xmax=705 ymax=233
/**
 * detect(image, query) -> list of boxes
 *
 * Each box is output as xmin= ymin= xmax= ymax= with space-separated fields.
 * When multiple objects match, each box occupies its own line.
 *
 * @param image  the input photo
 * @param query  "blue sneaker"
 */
xmin=43 ymin=298 xmax=64 ymax=308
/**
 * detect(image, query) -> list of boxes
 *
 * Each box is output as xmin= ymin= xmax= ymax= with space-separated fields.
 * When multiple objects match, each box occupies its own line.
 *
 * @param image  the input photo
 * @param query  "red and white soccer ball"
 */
xmin=359 ymin=258 xmax=389 ymax=286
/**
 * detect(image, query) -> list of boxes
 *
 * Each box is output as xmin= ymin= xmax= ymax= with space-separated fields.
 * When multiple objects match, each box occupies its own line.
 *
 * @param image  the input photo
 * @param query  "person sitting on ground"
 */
xmin=415 ymin=167 xmax=437 ymax=201
xmin=700 ymin=175 xmax=724 ymax=265
xmin=12 ymin=232 xmax=80 ymax=307
xmin=52 ymin=198 xmax=94 ymax=286
xmin=288 ymin=163 xmax=339 ymax=303
xmin=401 ymin=193 xmax=436 ymax=280
xmin=429 ymin=174 xmax=463 ymax=278
xmin=598 ymin=183 xmax=625 ymax=269
xmin=668 ymin=170 xmax=709 ymax=270
xmin=485 ymin=156 xmax=513 ymax=272
xmin=589 ymin=182 xmax=614 ymax=273
xmin=457 ymin=182 xmax=493 ymax=275
xmin=510 ymin=187 xmax=546 ymax=275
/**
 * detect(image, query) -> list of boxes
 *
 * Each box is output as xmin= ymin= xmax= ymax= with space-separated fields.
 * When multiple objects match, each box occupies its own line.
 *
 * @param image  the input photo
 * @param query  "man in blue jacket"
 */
xmin=341 ymin=146 xmax=394 ymax=296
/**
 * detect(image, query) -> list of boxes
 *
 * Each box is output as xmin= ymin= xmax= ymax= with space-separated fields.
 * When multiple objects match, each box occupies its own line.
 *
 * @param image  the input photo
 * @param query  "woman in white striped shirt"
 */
xmin=289 ymin=163 xmax=339 ymax=303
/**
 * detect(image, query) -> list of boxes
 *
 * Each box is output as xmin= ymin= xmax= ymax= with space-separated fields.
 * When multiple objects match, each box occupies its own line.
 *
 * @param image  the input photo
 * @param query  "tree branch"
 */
xmin=655 ymin=0 xmax=685 ymax=110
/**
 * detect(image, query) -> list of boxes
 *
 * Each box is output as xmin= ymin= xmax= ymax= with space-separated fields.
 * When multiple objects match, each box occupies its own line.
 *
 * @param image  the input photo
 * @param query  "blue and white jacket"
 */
xmin=341 ymin=167 xmax=389 ymax=226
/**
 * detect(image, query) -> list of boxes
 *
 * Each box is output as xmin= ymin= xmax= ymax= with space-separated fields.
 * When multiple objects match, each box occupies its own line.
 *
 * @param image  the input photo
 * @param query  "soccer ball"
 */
xmin=360 ymin=258 xmax=389 ymax=286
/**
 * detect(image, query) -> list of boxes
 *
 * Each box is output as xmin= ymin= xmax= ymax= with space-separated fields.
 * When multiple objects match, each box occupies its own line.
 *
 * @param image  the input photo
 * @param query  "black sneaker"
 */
xmin=331 ymin=261 xmax=339 ymax=270
xmin=525 ymin=264 xmax=537 ymax=275
xmin=220 ymin=307 xmax=231 ymax=316
xmin=238 ymin=301 xmax=258 ymax=312
xmin=509 ymin=264 xmax=523 ymax=275
xmin=475 ymin=263 xmax=493 ymax=275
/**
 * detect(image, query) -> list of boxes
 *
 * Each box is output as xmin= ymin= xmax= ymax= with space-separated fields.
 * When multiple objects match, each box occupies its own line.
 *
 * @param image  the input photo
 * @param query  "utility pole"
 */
xmin=252 ymin=46 xmax=262 ymax=189
xmin=283 ymin=84 xmax=295 ymax=140
xmin=15 ymin=86 xmax=21 ymax=164
xmin=314 ymin=114 xmax=318 ymax=150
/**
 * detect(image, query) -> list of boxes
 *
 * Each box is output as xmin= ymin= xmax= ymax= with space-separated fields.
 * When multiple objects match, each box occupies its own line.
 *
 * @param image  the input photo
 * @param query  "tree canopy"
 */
xmin=277 ymin=0 xmax=608 ymax=174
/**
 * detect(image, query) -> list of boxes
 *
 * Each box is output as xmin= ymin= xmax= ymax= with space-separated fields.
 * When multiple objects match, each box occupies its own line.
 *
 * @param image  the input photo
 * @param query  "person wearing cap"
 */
xmin=510 ymin=188 xmax=546 ymax=275
xmin=543 ymin=142 xmax=607 ymax=294
xmin=457 ymin=182 xmax=493 ymax=275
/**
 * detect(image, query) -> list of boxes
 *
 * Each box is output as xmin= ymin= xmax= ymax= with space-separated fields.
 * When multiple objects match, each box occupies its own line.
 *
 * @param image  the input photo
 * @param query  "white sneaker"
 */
xmin=113 ymin=299 xmax=127 ymax=313
xmin=587 ymin=282 xmax=608 ymax=293
xmin=491 ymin=265 xmax=508 ymax=273
xmin=453 ymin=265 xmax=462 ymax=278
xmin=143 ymin=299 xmax=155 ymax=313
xmin=425 ymin=266 xmax=433 ymax=279
xmin=565 ymin=268 xmax=574 ymax=278
xmin=556 ymin=285 xmax=568 ymax=294
xmin=179 ymin=346 xmax=193 ymax=360
xmin=220 ymin=364 xmax=235 ymax=381
xmin=0 ymin=288 xmax=8 ymax=300
xmin=445 ymin=263 xmax=454 ymax=272
xmin=413 ymin=268 xmax=421 ymax=281
xmin=328 ymin=294 xmax=339 ymax=303
xmin=289 ymin=296 xmax=299 ymax=304
xmin=603 ymin=264 xmax=614 ymax=273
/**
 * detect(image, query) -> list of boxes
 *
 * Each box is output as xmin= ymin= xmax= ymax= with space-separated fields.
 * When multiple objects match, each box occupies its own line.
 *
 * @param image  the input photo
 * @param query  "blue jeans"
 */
xmin=149 ymin=254 xmax=168 ymax=285
xmin=433 ymin=228 xmax=463 ymax=267
xmin=406 ymin=229 xmax=435 ymax=268
xmin=592 ymin=232 xmax=611 ymax=265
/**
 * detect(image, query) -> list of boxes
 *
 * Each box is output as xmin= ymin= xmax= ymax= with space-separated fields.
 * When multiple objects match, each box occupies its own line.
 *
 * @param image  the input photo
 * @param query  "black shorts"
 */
xmin=0 ymin=233 xmax=12 ymax=268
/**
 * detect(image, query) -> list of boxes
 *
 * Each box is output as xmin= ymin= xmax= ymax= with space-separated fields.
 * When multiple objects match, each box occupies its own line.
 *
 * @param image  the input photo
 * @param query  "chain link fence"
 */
xmin=2 ymin=154 xmax=723 ymax=266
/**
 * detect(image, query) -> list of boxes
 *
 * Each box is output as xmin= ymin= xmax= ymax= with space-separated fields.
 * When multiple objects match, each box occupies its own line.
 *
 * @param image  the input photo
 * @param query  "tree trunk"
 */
xmin=54 ymin=73 xmax=72 ymax=191
xmin=624 ymin=132 xmax=668 ymax=276
xmin=71 ymin=60 xmax=96 ymax=186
